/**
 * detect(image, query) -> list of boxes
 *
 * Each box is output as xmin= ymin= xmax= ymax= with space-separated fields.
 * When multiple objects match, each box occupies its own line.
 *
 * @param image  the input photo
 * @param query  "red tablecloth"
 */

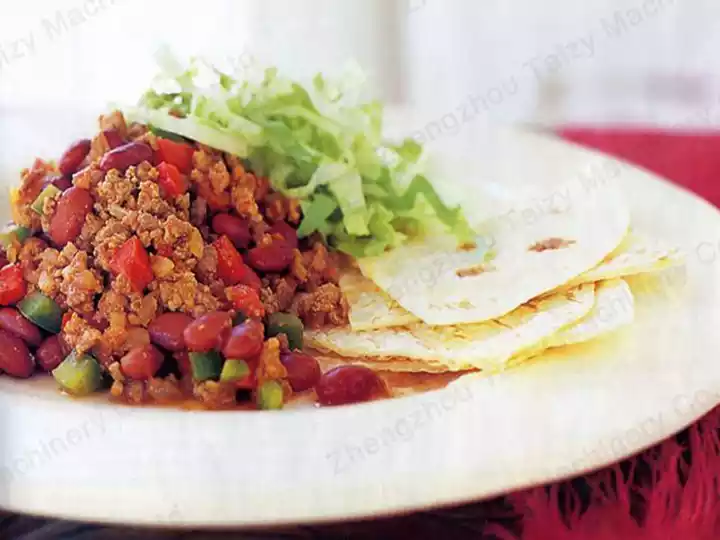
xmin=560 ymin=128 xmax=720 ymax=207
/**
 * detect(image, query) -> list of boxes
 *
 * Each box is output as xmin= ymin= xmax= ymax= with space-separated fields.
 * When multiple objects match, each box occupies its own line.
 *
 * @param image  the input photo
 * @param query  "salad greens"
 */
xmin=126 ymin=52 xmax=473 ymax=257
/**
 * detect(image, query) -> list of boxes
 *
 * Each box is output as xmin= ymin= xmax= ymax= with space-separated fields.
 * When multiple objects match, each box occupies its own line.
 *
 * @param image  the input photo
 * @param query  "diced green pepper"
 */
xmin=0 ymin=226 xmax=31 ymax=249
xmin=18 ymin=292 xmax=63 ymax=333
xmin=31 ymin=184 xmax=61 ymax=215
xmin=52 ymin=351 xmax=103 ymax=396
xmin=220 ymin=359 xmax=250 ymax=383
xmin=266 ymin=312 xmax=304 ymax=350
xmin=189 ymin=351 xmax=223 ymax=382
xmin=256 ymin=380 xmax=284 ymax=410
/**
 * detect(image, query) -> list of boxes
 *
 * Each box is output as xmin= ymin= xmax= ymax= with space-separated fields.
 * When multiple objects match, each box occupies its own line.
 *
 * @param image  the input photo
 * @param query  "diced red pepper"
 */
xmin=156 ymin=138 xmax=195 ymax=174
xmin=110 ymin=237 xmax=154 ymax=292
xmin=227 ymin=284 xmax=265 ymax=318
xmin=214 ymin=235 xmax=259 ymax=287
xmin=0 ymin=264 xmax=26 ymax=305
xmin=157 ymin=162 xmax=188 ymax=198
xmin=198 ymin=181 xmax=231 ymax=211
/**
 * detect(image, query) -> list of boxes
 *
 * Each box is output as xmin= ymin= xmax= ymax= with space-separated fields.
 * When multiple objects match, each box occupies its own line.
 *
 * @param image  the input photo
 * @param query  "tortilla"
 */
xmin=343 ymin=230 xmax=677 ymax=331
xmin=358 ymin=179 xmax=629 ymax=326
xmin=547 ymin=279 xmax=634 ymax=348
xmin=307 ymin=283 xmax=595 ymax=371
xmin=340 ymin=268 xmax=420 ymax=331
xmin=565 ymin=232 xmax=684 ymax=286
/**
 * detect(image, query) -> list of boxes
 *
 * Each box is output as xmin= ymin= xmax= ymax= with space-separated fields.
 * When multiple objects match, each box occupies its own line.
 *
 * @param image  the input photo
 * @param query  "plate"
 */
xmin=0 ymin=109 xmax=719 ymax=527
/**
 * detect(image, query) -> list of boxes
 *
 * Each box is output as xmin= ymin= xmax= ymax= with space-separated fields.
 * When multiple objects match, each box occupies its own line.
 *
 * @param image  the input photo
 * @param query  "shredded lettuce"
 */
xmin=125 ymin=51 xmax=473 ymax=256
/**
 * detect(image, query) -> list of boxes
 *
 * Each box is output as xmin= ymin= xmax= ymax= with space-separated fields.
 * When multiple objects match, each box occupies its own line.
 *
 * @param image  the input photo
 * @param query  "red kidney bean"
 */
xmin=0 ymin=328 xmax=34 ymax=378
xmin=0 ymin=307 xmax=42 ymax=346
xmin=99 ymin=142 xmax=152 ymax=172
xmin=149 ymin=312 xmax=194 ymax=352
xmin=183 ymin=311 xmax=232 ymax=352
xmin=222 ymin=319 xmax=264 ymax=359
xmin=280 ymin=351 xmax=321 ymax=392
xmin=49 ymin=187 xmax=93 ymax=246
xmin=58 ymin=139 xmax=91 ymax=176
xmin=247 ymin=242 xmax=294 ymax=273
xmin=120 ymin=344 xmax=164 ymax=381
xmin=42 ymin=175 xmax=73 ymax=192
xmin=211 ymin=214 xmax=251 ymax=249
xmin=103 ymin=128 xmax=125 ymax=149
xmin=173 ymin=351 xmax=192 ymax=377
xmin=316 ymin=365 xmax=388 ymax=406
xmin=268 ymin=221 xmax=298 ymax=249
xmin=0 ymin=255 xmax=8 ymax=268
xmin=35 ymin=335 xmax=70 ymax=371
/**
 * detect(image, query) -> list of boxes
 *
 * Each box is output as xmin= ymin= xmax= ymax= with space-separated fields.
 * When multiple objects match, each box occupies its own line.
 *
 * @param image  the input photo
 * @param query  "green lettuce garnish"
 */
xmin=125 ymin=51 xmax=473 ymax=257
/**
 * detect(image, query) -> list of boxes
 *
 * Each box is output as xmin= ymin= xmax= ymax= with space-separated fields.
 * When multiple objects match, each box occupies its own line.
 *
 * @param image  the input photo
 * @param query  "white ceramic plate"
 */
xmin=0 ymin=109 xmax=719 ymax=528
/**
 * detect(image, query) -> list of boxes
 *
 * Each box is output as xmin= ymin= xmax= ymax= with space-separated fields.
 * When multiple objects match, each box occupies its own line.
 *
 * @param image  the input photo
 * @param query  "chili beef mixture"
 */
xmin=0 ymin=111 xmax=354 ymax=409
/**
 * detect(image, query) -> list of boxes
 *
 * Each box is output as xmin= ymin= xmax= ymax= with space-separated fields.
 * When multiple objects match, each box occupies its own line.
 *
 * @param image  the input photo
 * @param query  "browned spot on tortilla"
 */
xmin=529 ymin=237 xmax=576 ymax=252
xmin=456 ymin=264 xmax=494 ymax=278
xmin=458 ymin=242 xmax=477 ymax=251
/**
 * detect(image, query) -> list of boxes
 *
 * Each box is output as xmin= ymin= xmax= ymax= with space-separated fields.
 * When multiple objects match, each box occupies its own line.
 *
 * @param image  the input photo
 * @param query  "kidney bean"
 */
xmin=35 ymin=334 xmax=70 ymax=371
xmin=247 ymin=242 xmax=294 ymax=273
xmin=280 ymin=352 xmax=321 ymax=392
xmin=103 ymin=128 xmax=125 ymax=149
xmin=316 ymin=365 xmax=388 ymax=406
xmin=149 ymin=312 xmax=194 ymax=352
xmin=183 ymin=311 xmax=232 ymax=352
xmin=49 ymin=187 xmax=93 ymax=246
xmin=58 ymin=139 xmax=91 ymax=176
xmin=120 ymin=344 xmax=164 ymax=381
xmin=0 ymin=328 xmax=34 ymax=378
xmin=0 ymin=307 xmax=42 ymax=346
xmin=211 ymin=214 xmax=252 ymax=249
xmin=222 ymin=319 xmax=264 ymax=359
xmin=0 ymin=254 xmax=8 ymax=268
xmin=99 ymin=142 xmax=152 ymax=173
xmin=173 ymin=351 xmax=192 ymax=377
xmin=268 ymin=221 xmax=298 ymax=249
xmin=42 ymin=175 xmax=73 ymax=192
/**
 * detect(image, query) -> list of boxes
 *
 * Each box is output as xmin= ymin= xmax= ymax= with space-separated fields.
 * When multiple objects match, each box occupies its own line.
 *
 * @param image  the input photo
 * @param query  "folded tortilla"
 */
xmin=357 ymin=180 xmax=629 ymax=326
xmin=307 ymin=283 xmax=595 ymax=371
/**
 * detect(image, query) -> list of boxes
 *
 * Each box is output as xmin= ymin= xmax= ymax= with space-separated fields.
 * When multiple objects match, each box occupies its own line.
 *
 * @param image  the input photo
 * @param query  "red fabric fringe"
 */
xmin=486 ymin=407 xmax=720 ymax=540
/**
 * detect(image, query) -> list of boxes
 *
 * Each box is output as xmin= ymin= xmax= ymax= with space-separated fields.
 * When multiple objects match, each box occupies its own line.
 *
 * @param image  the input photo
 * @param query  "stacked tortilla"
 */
xmin=307 ymin=179 xmax=684 ymax=375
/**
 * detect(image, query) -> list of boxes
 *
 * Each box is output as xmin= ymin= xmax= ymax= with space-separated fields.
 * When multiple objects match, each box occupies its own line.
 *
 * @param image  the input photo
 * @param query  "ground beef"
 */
xmin=291 ymin=282 xmax=349 ymax=328
xmin=18 ymin=238 xmax=48 ymax=285
xmin=58 ymin=248 xmax=103 ymax=314
xmin=193 ymin=380 xmax=236 ymax=409
xmin=63 ymin=312 xmax=102 ymax=354
xmin=151 ymin=271 xmax=221 ymax=316
xmin=146 ymin=376 xmax=184 ymax=403
xmin=256 ymin=337 xmax=287 ymax=384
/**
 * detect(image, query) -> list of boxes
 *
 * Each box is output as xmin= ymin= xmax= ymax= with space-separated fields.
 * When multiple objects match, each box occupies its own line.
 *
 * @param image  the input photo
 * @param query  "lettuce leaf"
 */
xmin=125 ymin=51 xmax=473 ymax=257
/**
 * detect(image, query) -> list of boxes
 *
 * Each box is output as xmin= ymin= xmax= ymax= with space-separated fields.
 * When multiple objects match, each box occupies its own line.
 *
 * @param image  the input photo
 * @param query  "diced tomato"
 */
xmin=0 ymin=264 xmax=26 ymax=305
xmin=214 ymin=235 xmax=259 ymax=287
xmin=157 ymin=162 xmax=188 ymax=198
xmin=198 ymin=182 xmax=231 ymax=211
xmin=156 ymin=138 xmax=195 ymax=174
xmin=227 ymin=284 xmax=265 ymax=318
xmin=110 ymin=237 xmax=154 ymax=292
